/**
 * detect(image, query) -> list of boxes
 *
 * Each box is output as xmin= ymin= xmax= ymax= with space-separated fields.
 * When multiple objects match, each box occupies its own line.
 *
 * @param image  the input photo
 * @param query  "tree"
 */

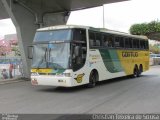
xmin=130 ymin=20 xmax=160 ymax=54
xmin=129 ymin=20 xmax=160 ymax=40
xmin=12 ymin=47 xmax=21 ymax=56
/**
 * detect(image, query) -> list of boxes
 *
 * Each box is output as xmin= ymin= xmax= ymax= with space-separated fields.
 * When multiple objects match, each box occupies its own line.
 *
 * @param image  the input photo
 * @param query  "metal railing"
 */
xmin=0 ymin=57 xmax=23 ymax=80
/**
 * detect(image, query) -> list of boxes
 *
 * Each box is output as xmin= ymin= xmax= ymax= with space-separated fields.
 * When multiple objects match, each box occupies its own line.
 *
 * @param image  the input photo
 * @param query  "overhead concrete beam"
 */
xmin=0 ymin=0 xmax=128 ymax=20
xmin=0 ymin=1 xmax=9 ymax=19
xmin=1 ymin=0 xmax=128 ymax=78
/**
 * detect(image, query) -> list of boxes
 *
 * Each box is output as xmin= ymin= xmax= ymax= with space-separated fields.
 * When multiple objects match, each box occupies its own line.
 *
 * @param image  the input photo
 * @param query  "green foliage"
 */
xmin=130 ymin=21 xmax=160 ymax=36
xmin=12 ymin=46 xmax=21 ymax=56
xmin=149 ymin=44 xmax=160 ymax=54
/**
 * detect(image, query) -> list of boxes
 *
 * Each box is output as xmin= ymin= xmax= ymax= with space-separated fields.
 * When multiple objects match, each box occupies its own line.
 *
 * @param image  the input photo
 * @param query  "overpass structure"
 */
xmin=0 ymin=0 xmax=128 ymax=78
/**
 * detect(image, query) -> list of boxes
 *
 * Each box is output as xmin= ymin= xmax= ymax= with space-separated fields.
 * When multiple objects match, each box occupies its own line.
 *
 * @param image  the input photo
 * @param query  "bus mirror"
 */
xmin=74 ymin=46 xmax=80 ymax=57
xmin=27 ymin=46 xmax=33 ymax=59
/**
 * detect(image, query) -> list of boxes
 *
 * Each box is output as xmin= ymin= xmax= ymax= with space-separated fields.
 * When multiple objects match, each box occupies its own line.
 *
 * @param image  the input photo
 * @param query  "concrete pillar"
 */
xmin=43 ymin=12 xmax=70 ymax=27
xmin=2 ymin=0 xmax=38 ymax=78
xmin=2 ymin=0 xmax=68 ymax=78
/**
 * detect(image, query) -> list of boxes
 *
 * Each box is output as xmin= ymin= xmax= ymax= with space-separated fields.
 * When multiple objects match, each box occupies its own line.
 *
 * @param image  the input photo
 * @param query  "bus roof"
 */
xmin=37 ymin=25 xmax=148 ymax=40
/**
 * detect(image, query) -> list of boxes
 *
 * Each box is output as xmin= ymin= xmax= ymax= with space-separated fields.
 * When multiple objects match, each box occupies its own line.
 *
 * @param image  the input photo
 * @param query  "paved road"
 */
xmin=0 ymin=66 xmax=160 ymax=114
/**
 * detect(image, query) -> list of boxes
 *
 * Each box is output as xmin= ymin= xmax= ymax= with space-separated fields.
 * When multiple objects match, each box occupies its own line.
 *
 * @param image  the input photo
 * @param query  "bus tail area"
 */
xmin=85 ymin=49 xmax=149 ymax=87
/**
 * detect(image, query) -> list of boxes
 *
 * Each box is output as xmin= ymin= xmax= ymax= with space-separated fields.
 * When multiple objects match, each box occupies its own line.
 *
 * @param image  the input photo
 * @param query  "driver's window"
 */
xmin=73 ymin=29 xmax=86 ymax=42
xmin=72 ymin=29 xmax=87 ymax=71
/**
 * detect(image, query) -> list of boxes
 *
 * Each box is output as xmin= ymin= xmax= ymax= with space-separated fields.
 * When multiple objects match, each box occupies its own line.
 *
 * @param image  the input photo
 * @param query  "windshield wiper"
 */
xmin=44 ymin=48 xmax=47 ymax=62
xmin=49 ymin=48 xmax=51 ymax=62
xmin=52 ymin=63 xmax=64 ymax=69
xmin=46 ymin=48 xmax=52 ymax=68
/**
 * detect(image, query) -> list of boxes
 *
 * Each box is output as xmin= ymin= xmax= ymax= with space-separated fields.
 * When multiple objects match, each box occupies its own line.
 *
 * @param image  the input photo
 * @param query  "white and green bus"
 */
xmin=30 ymin=25 xmax=149 ymax=87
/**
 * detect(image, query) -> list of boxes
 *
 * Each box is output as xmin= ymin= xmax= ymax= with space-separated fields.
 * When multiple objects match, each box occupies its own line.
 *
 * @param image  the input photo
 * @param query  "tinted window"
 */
xmin=73 ymin=29 xmax=86 ymax=41
xmin=145 ymin=41 xmax=149 ymax=50
xmin=140 ymin=40 xmax=145 ymax=49
xmin=102 ymin=34 xmax=108 ymax=47
xmin=115 ymin=37 xmax=120 ymax=48
xmin=95 ymin=33 xmax=102 ymax=46
xmin=115 ymin=36 xmax=124 ymax=48
xmin=108 ymin=35 xmax=114 ymax=48
xmin=133 ymin=39 xmax=140 ymax=49
xmin=89 ymin=31 xmax=102 ymax=47
xmin=125 ymin=38 xmax=132 ymax=48
xmin=89 ymin=32 xmax=96 ymax=47
xmin=72 ymin=29 xmax=87 ymax=71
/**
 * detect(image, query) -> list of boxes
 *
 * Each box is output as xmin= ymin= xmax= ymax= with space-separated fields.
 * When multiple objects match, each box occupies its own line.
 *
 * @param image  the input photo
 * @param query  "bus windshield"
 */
xmin=31 ymin=28 xmax=87 ymax=70
xmin=31 ymin=43 xmax=70 ymax=69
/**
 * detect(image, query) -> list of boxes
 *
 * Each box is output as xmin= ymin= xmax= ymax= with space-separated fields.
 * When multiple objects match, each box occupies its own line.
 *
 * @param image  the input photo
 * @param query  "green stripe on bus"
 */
xmin=99 ymin=49 xmax=123 ymax=73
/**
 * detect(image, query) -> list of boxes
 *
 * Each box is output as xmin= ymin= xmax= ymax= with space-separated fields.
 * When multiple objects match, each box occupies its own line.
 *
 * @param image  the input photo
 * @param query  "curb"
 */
xmin=0 ymin=77 xmax=30 ymax=85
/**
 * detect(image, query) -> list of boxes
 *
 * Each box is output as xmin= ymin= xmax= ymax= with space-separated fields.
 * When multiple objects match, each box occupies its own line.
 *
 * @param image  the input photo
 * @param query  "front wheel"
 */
xmin=88 ymin=70 xmax=98 ymax=88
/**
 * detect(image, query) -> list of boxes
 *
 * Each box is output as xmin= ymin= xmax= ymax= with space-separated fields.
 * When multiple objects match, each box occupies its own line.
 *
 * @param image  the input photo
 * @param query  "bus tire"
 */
xmin=139 ymin=64 xmax=143 ymax=75
xmin=88 ymin=70 xmax=98 ymax=88
xmin=133 ymin=65 xmax=139 ymax=77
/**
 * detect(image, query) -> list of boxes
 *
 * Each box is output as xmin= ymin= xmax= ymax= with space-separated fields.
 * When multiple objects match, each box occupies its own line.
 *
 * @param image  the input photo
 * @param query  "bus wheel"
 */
xmin=133 ymin=66 xmax=139 ymax=77
xmin=139 ymin=64 xmax=143 ymax=75
xmin=88 ymin=70 xmax=98 ymax=88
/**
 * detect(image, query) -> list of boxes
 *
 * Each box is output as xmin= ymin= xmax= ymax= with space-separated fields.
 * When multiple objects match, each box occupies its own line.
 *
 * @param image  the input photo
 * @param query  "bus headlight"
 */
xmin=56 ymin=73 xmax=71 ymax=77
xmin=64 ymin=73 xmax=71 ymax=77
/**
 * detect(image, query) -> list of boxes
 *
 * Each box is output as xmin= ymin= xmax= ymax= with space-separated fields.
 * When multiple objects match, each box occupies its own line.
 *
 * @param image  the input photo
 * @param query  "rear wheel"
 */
xmin=133 ymin=66 xmax=139 ymax=77
xmin=88 ymin=70 xmax=98 ymax=88
xmin=139 ymin=64 xmax=143 ymax=76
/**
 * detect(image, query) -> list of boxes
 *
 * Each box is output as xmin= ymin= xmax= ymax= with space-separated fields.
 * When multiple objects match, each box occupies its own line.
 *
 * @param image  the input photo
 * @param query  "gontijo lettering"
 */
xmin=122 ymin=52 xmax=138 ymax=57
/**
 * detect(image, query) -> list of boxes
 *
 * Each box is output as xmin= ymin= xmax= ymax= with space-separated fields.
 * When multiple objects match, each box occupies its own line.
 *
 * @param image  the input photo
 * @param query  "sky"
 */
xmin=68 ymin=0 xmax=160 ymax=32
xmin=0 ymin=0 xmax=160 ymax=39
xmin=0 ymin=19 xmax=16 ymax=39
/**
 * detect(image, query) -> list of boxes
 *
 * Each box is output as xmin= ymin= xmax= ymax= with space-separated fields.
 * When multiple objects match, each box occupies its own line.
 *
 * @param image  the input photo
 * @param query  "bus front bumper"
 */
xmin=31 ymin=75 xmax=73 ymax=87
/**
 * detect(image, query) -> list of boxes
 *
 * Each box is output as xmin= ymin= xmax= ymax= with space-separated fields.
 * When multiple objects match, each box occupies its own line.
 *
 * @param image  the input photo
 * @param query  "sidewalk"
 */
xmin=0 ymin=77 xmax=30 ymax=85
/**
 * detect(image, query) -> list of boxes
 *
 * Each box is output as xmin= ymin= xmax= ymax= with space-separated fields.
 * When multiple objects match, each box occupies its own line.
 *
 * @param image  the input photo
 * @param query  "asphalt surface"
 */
xmin=0 ymin=66 xmax=160 ymax=114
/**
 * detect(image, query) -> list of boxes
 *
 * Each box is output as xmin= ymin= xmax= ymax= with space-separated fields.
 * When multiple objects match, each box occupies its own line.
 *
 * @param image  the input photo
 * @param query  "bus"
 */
xmin=29 ymin=25 xmax=149 ymax=87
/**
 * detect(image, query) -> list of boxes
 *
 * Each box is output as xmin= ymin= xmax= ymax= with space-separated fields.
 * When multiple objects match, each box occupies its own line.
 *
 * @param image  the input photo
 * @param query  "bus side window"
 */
xmin=95 ymin=33 xmax=102 ymax=46
xmin=115 ymin=36 xmax=124 ymax=48
xmin=125 ymin=38 xmax=132 ymax=48
xmin=133 ymin=39 xmax=137 ymax=49
xmin=102 ymin=34 xmax=108 ymax=47
xmin=89 ymin=32 xmax=96 ymax=48
xmin=108 ymin=35 xmax=114 ymax=48
xmin=134 ymin=39 xmax=139 ymax=49
xmin=145 ymin=41 xmax=149 ymax=50
xmin=140 ymin=40 xmax=145 ymax=49
xmin=72 ymin=29 xmax=87 ymax=71
xmin=119 ymin=37 xmax=124 ymax=48
xmin=125 ymin=38 xmax=129 ymax=48
xmin=129 ymin=38 xmax=133 ymax=48
xmin=115 ymin=37 xmax=120 ymax=48
xmin=73 ymin=29 xmax=86 ymax=41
